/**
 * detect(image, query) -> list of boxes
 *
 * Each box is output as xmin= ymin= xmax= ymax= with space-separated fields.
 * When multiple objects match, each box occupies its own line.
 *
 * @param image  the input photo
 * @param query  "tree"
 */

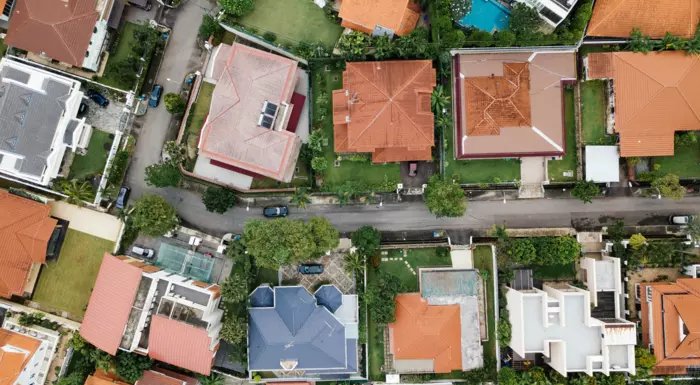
xmin=130 ymin=194 xmax=179 ymax=237
xmin=243 ymin=219 xmax=317 ymax=268
xmin=364 ymin=271 xmax=404 ymax=323
xmin=57 ymin=372 xmax=87 ymax=385
xmin=290 ymin=187 xmax=311 ymax=210
xmin=497 ymin=319 xmax=512 ymax=347
xmin=164 ymin=93 xmax=186 ymax=114
xmin=629 ymin=233 xmax=647 ymax=250
xmin=571 ymin=180 xmax=600 ymax=203
xmin=218 ymin=0 xmax=255 ymax=16
xmin=497 ymin=367 xmax=520 ymax=385
xmin=221 ymin=275 xmax=249 ymax=303
xmin=202 ymin=187 xmax=237 ymax=214
xmin=89 ymin=349 xmax=114 ymax=372
xmin=687 ymin=215 xmax=700 ymax=244
xmin=372 ymin=35 xmax=396 ymax=60
xmin=199 ymin=14 xmax=222 ymax=39
xmin=652 ymin=173 xmax=686 ymax=200
xmin=198 ymin=374 xmax=225 ymax=385
xmin=164 ymin=140 xmax=187 ymax=166
xmin=220 ymin=315 xmax=247 ymax=344
xmin=337 ymin=31 xmax=370 ymax=61
xmin=657 ymin=31 xmax=682 ymax=51
xmin=431 ymin=84 xmax=450 ymax=113
xmin=145 ymin=163 xmax=181 ymax=187
xmin=104 ymin=59 xmax=138 ymax=88
xmin=115 ymin=351 xmax=152 ymax=383
xmin=311 ymin=156 xmax=328 ymax=172
xmin=505 ymin=238 xmax=537 ymax=264
xmin=306 ymin=130 xmax=326 ymax=156
xmin=343 ymin=252 xmax=365 ymax=276
xmin=309 ymin=216 xmax=339 ymax=256
xmin=351 ymin=226 xmax=382 ymax=258
xmin=509 ymin=3 xmax=542 ymax=36
xmin=60 ymin=179 xmax=93 ymax=205
xmin=634 ymin=347 xmax=656 ymax=379
xmin=629 ymin=27 xmax=654 ymax=54
xmin=424 ymin=175 xmax=466 ymax=218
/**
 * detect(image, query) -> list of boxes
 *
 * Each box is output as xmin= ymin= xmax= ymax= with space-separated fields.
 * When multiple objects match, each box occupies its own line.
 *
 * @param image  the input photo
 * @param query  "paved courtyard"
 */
xmin=281 ymin=252 xmax=356 ymax=294
xmin=82 ymin=92 xmax=129 ymax=134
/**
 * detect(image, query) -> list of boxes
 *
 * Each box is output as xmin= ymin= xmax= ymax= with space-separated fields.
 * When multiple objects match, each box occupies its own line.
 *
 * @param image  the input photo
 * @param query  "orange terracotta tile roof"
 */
xmin=147 ymin=369 xmax=198 ymax=385
xmin=148 ymin=315 xmax=215 ymax=375
xmin=640 ymin=279 xmax=700 ymax=375
xmin=587 ymin=0 xmax=700 ymax=39
xmin=85 ymin=372 xmax=130 ymax=385
xmin=136 ymin=370 xmax=189 ymax=385
xmin=5 ymin=0 xmax=100 ymax=67
xmin=339 ymin=0 xmax=419 ymax=36
xmin=81 ymin=253 xmax=143 ymax=354
xmin=388 ymin=293 xmax=461 ymax=373
xmin=332 ymin=60 xmax=436 ymax=163
xmin=586 ymin=52 xmax=700 ymax=157
xmin=0 ymin=328 xmax=42 ymax=385
xmin=0 ymin=190 xmax=56 ymax=299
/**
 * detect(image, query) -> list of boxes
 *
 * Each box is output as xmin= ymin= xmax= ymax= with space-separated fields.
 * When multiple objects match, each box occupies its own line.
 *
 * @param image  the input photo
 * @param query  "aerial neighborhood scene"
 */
xmin=3 ymin=0 xmax=700 ymax=385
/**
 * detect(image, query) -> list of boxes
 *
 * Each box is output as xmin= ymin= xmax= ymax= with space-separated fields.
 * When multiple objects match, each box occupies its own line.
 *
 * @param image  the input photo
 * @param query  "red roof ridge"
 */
xmin=613 ymin=55 xmax=666 ymax=129
xmin=588 ymin=0 xmax=630 ymax=35
xmin=53 ymin=12 xmax=101 ymax=65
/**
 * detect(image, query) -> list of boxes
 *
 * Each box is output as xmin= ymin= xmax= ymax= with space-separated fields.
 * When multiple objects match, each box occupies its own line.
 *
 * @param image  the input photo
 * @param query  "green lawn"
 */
xmin=186 ymin=81 xmax=215 ymax=136
xmin=33 ymin=229 xmax=115 ymax=319
xmin=473 ymin=246 xmax=497 ymax=366
xmin=652 ymin=138 xmax=700 ymax=179
xmin=444 ymin=126 xmax=520 ymax=184
xmin=378 ymin=248 xmax=452 ymax=292
xmin=0 ymin=39 xmax=7 ymax=58
xmin=548 ymin=88 xmax=578 ymax=182
xmin=314 ymin=68 xmax=401 ymax=190
xmin=581 ymin=80 xmax=607 ymax=144
xmin=100 ymin=23 xmax=141 ymax=90
xmin=237 ymin=0 xmax=343 ymax=48
xmin=368 ymin=309 xmax=385 ymax=381
xmin=68 ymin=130 xmax=113 ymax=180
xmin=255 ymin=268 xmax=279 ymax=287
xmin=533 ymin=262 xmax=577 ymax=280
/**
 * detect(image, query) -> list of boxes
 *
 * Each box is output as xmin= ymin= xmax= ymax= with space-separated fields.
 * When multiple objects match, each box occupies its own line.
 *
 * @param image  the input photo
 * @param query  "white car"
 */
xmin=669 ymin=215 xmax=691 ymax=225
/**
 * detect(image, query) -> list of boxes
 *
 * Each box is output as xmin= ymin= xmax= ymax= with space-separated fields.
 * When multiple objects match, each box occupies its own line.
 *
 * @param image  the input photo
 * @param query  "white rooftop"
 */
xmin=585 ymin=146 xmax=620 ymax=183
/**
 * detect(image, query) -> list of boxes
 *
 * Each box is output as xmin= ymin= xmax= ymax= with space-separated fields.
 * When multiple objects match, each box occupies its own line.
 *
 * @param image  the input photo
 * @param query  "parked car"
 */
xmin=115 ymin=186 xmax=131 ymax=209
xmin=131 ymin=245 xmax=155 ymax=259
xmin=408 ymin=162 xmax=418 ymax=177
xmin=263 ymin=205 xmax=288 ymax=218
xmin=86 ymin=90 xmax=109 ymax=107
xmin=669 ymin=215 xmax=692 ymax=225
xmin=298 ymin=264 xmax=324 ymax=275
xmin=128 ymin=0 xmax=152 ymax=10
xmin=149 ymin=84 xmax=163 ymax=108
xmin=217 ymin=233 xmax=241 ymax=254
xmin=77 ymin=102 xmax=89 ymax=118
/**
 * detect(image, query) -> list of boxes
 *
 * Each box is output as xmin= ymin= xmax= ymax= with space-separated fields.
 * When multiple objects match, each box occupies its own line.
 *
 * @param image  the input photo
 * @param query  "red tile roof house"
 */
xmin=80 ymin=254 xmax=224 ymax=375
xmin=0 ymin=189 xmax=58 ymax=299
xmin=5 ymin=0 xmax=118 ymax=72
xmin=197 ymin=43 xmax=305 ymax=189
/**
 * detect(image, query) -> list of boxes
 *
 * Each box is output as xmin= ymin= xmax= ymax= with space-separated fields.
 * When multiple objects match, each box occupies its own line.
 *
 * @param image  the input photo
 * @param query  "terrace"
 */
xmin=155 ymin=243 xmax=214 ymax=283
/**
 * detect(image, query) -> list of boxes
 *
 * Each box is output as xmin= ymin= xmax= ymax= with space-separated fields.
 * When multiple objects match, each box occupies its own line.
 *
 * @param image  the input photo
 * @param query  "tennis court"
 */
xmin=155 ymin=243 xmax=214 ymax=282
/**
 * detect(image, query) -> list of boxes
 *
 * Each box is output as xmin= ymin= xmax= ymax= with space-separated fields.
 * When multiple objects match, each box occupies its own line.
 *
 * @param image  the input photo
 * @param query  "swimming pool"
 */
xmin=459 ymin=0 xmax=511 ymax=32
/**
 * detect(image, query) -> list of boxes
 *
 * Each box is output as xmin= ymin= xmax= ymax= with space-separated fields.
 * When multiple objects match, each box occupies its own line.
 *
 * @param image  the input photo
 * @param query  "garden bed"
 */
xmin=473 ymin=246 xmax=497 ymax=366
xmin=581 ymin=80 xmax=607 ymax=144
xmin=68 ymin=130 xmax=113 ymax=180
xmin=548 ymin=88 xmax=578 ymax=182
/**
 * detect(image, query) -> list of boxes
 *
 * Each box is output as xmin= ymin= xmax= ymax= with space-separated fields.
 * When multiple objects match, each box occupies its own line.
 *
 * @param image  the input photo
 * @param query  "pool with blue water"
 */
xmin=459 ymin=0 xmax=511 ymax=32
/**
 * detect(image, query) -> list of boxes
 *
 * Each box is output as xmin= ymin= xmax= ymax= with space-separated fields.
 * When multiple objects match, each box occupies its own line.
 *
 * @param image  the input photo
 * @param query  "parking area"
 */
xmin=281 ymin=252 xmax=356 ymax=294
xmin=81 ymin=89 xmax=129 ymax=134
xmin=400 ymin=161 xmax=435 ymax=188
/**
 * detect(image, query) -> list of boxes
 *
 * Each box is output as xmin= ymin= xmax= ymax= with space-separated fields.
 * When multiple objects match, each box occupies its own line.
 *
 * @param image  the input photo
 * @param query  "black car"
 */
xmin=298 ymin=264 xmax=324 ymax=274
xmin=116 ymin=186 xmax=131 ymax=209
xmin=86 ymin=90 xmax=109 ymax=107
xmin=263 ymin=205 xmax=288 ymax=218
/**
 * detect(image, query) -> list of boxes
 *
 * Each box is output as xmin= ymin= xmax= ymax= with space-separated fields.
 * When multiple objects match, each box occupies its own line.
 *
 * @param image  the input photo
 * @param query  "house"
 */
xmin=80 ymin=254 xmax=224 ymax=375
xmin=0 ymin=327 xmax=55 ymax=385
xmin=0 ymin=0 xmax=16 ymax=22
xmin=639 ymin=278 xmax=700 ymax=375
xmin=506 ymin=255 xmax=636 ymax=376
xmin=247 ymin=285 xmax=360 ymax=379
xmin=0 ymin=190 xmax=59 ymax=299
xmin=584 ymin=51 xmax=700 ymax=157
xmin=332 ymin=60 xmax=436 ymax=163
xmin=513 ymin=0 xmax=580 ymax=27
xmin=338 ymin=0 xmax=420 ymax=37
xmin=586 ymin=0 xmax=700 ymax=39
xmin=85 ymin=372 xmax=130 ymax=385
xmin=388 ymin=268 xmax=483 ymax=374
xmin=452 ymin=48 xmax=576 ymax=159
xmin=135 ymin=369 xmax=198 ymax=385
xmin=197 ymin=43 xmax=304 ymax=186
xmin=5 ymin=0 xmax=116 ymax=72
xmin=0 ymin=58 xmax=91 ymax=186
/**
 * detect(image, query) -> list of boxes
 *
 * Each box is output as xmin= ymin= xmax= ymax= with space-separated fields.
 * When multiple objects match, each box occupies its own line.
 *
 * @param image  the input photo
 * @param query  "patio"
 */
xmin=280 ymin=252 xmax=356 ymax=294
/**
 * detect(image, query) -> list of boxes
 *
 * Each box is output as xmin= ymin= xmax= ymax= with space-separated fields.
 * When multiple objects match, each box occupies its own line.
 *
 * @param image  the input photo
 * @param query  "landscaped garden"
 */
xmin=473 ymin=246 xmax=497 ymax=366
xmin=652 ymin=137 xmax=700 ymax=179
xmin=100 ymin=22 xmax=162 ymax=93
xmin=68 ymin=130 xmax=113 ymax=180
xmin=182 ymin=81 xmax=214 ymax=171
xmin=548 ymin=88 xmax=578 ymax=182
xmin=234 ymin=0 xmax=343 ymax=48
xmin=32 ymin=229 xmax=115 ymax=319
xmin=581 ymin=80 xmax=608 ymax=144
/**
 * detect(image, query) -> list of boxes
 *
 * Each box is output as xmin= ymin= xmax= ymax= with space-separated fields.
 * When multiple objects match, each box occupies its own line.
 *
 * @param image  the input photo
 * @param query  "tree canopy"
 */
xmin=505 ymin=237 xmax=580 ymax=265
xmin=364 ymin=271 xmax=404 ymax=323
xmin=130 ymin=194 xmax=179 ymax=237
xmin=145 ymin=163 xmax=182 ymax=188
xmin=164 ymin=93 xmax=186 ymax=114
xmin=351 ymin=226 xmax=382 ymax=258
xmin=652 ymin=173 xmax=686 ymax=200
xmin=424 ymin=175 xmax=466 ymax=218
xmin=571 ymin=180 xmax=600 ymax=204
xmin=115 ymin=351 xmax=152 ymax=383
xmin=202 ymin=187 xmax=237 ymax=214
xmin=218 ymin=0 xmax=255 ymax=16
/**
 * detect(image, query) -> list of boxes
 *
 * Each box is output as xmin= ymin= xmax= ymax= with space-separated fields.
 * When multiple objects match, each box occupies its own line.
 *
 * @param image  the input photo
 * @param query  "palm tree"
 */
xmin=343 ymin=252 xmax=365 ymax=276
xmin=197 ymin=373 xmax=224 ymax=385
xmin=290 ymin=187 xmax=311 ymax=210
xmin=60 ymin=179 xmax=93 ymax=205
xmin=431 ymin=85 xmax=450 ymax=113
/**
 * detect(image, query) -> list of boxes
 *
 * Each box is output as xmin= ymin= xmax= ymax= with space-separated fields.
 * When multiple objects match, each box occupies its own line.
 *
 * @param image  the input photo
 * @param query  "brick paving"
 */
xmin=281 ymin=251 xmax=356 ymax=294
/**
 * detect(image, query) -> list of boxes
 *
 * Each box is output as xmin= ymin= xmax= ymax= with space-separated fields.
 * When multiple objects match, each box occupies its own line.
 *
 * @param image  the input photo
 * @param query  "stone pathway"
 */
xmin=281 ymin=251 xmax=355 ymax=294
xmin=381 ymin=249 xmax=416 ymax=275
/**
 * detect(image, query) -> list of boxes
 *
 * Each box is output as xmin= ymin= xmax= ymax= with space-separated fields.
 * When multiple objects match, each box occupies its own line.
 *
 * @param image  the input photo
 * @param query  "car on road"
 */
xmin=128 ymin=0 xmax=152 ymax=10
xmin=669 ymin=215 xmax=692 ymax=225
xmin=149 ymin=84 xmax=163 ymax=108
xmin=298 ymin=264 xmax=324 ymax=274
xmin=115 ymin=186 xmax=131 ymax=209
xmin=263 ymin=205 xmax=288 ymax=218
xmin=131 ymin=245 xmax=155 ymax=259
xmin=86 ymin=90 xmax=109 ymax=107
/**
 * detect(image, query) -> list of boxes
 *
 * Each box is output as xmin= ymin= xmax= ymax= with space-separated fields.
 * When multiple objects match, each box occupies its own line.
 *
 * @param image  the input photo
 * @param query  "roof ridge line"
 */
xmin=391 ymin=100 xmax=433 ymax=146
xmin=588 ymin=0 xmax=630 ymax=35
xmin=347 ymin=102 xmax=391 ymax=148
xmin=391 ymin=61 xmax=432 ymax=99
xmin=50 ymin=22 xmax=80 ymax=69
xmin=674 ymin=57 xmax=700 ymax=124
xmin=614 ymin=54 xmax=667 ymax=129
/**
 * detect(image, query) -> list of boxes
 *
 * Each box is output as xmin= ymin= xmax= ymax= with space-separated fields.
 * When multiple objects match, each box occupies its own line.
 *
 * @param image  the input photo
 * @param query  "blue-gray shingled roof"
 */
xmin=315 ymin=285 xmax=343 ymax=313
xmin=248 ymin=286 xmax=355 ymax=372
xmin=250 ymin=286 xmax=274 ymax=308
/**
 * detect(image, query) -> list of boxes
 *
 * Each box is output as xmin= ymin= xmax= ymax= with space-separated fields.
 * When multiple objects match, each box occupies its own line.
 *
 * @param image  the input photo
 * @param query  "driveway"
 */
xmin=400 ymin=161 xmax=434 ymax=188
xmin=82 ymin=94 xmax=128 ymax=134
xmin=49 ymin=201 xmax=123 ymax=243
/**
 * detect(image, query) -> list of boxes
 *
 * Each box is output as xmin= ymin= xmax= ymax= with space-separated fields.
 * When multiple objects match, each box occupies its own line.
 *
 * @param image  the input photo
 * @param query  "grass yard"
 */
xmin=0 ymin=39 xmax=7 ymax=57
xmin=652 ymin=139 xmax=700 ymax=179
xmin=186 ymin=81 xmax=215 ymax=136
xmin=444 ymin=126 xmax=520 ymax=184
xmin=255 ymin=267 xmax=279 ymax=287
xmin=533 ymin=262 xmax=577 ymax=280
xmin=237 ymin=0 xmax=343 ymax=48
xmin=99 ymin=23 xmax=141 ymax=90
xmin=68 ymin=130 xmax=113 ymax=180
xmin=473 ymin=246 xmax=497 ymax=366
xmin=581 ymin=80 xmax=607 ymax=144
xmin=548 ymin=88 xmax=578 ymax=182
xmin=367 ymin=310 xmax=385 ymax=381
xmin=314 ymin=68 xmax=401 ymax=190
xmin=32 ymin=229 xmax=115 ymax=319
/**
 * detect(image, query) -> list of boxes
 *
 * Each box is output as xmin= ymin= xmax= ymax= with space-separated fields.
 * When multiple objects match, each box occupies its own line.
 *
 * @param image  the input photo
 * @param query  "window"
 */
xmin=539 ymin=7 xmax=563 ymax=23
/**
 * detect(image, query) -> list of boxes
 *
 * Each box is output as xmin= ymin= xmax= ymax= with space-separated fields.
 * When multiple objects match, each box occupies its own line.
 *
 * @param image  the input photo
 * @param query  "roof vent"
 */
xmin=5 ymin=136 xmax=18 ymax=149
xmin=345 ymin=116 xmax=350 ymax=123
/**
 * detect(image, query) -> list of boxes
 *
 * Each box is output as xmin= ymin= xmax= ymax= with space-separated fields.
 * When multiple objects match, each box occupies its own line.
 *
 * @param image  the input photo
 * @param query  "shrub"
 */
xmin=199 ymin=14 xmax=223 ymax=39
xmin=108 ymin=151 xmax=130 ymax=186
xmin=262 ymin=31 xmax=277 ymax=42
xmin=164 ymin=93 xmax=186 ymax=114
xmin=311 ymin=156 xmax=328 ymax=172
xmin=219 ymin=0 xmax=255 ymax=16
xmin=202 ymin=187 xmax=237 ymax=214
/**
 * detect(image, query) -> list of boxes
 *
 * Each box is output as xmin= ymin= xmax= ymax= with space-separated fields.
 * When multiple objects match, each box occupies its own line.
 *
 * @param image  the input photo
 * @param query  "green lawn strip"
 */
xmin=532 ymin=262 xmax=577 ymax=280
xmin=548 ymin=88 xmax=578 ymax=182
xmin=473 ymin=246 xmax=497 ymax=365
xmin=448 ymin=158 xmax=521 ymax=184
xmin=376 ymin=248 xmax=451 ymax=292
xmin=186 ymin=81 xmax=215 ymax=135
xmin=652 ymin=141 xmax=700 ymax=179
xmin=68 ymin=130 xmax=113 ymax=180
xmin=367 ymin=300 xmax=385 ymax=381
xmin=32 ymin=229 xmax=114 ymax=319
xmin=99 ymin=23 xmax=140 ymax=90
xmin=221 ymin=31 xmax=236 ymax=45
xmin=237 ymin=0 xmax=343 ymax=48
xmin=580 ymin=80 xmax=607 ymax=144
xmin=255 ymin=267 xmax=279 ymax=287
